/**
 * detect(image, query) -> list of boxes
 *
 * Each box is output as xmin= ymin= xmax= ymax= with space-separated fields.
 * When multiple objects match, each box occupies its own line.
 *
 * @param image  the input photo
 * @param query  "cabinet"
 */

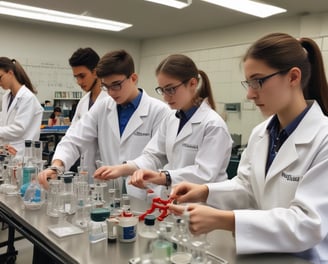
xmin=53 ymin=91 xmax=82 ymax=118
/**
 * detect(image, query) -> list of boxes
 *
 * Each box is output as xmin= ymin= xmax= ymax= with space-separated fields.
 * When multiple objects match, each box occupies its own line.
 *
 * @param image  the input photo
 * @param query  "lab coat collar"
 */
xmin=5 ymin=85 xmax=28 ymax=120
xmin=261 ymin=100 xmax=323 ymax=181
xmin=120 ymin=89 xmax=150 ymax=143
xmin=175 ymin=99 xmax=211 ymax=143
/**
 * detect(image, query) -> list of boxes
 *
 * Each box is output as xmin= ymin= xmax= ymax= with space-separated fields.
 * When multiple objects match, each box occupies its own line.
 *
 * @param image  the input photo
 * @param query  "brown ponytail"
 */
xmin=0 ymin=57 xmax=37 ymax=94
xmin=299 ymin=38 xmax=328 ymax=115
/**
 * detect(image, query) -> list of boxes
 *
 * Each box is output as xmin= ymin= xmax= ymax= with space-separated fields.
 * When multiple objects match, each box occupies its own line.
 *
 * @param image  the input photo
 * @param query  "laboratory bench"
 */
xmin=0 ymin=193 xmax=311 ymax=264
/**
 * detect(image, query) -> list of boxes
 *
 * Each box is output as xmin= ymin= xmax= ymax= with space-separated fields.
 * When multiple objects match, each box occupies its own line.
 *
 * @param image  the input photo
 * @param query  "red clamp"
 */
xmin=139 ymin=197 xmax=174 ymax=221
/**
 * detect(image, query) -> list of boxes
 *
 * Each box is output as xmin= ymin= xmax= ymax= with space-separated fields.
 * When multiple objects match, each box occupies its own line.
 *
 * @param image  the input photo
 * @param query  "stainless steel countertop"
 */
xmin=0 ymin=193 xmax=310 ymax=264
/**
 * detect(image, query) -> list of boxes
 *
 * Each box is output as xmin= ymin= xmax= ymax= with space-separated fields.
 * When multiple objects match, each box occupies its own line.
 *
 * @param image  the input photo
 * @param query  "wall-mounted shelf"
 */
xmin=54 ymin=91 xmax=82 ymax=99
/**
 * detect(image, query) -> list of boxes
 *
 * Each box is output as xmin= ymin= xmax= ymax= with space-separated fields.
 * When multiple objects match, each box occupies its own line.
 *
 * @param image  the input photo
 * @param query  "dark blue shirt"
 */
xmin=117 ymin=89 xmax=142 ymax=136
xmin=88 ymin=92 xmax=94 ymax=110
xmin=265 ymin=104 xmax=311 ymax=174
xmin=176 ymin=106 xmax=198 ymax=134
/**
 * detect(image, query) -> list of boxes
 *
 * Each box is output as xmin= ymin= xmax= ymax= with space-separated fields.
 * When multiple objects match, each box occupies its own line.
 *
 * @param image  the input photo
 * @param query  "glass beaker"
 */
xmin=59 ymin=174 xmax=77 ymax=215
xmin=78 ymin=165 xmax=89 ymax=183
xmin=46 ymin=179 xmax=64 ymax=217
xmin=73 ymin=181 xmax=91 ymax=228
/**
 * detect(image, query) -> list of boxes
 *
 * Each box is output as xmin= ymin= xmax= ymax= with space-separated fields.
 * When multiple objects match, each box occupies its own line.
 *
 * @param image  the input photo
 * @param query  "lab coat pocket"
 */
xmin=277 ymin=171 xmax=303 ymax=203
xmin=180 ymin=142 xmax=199 ymax=165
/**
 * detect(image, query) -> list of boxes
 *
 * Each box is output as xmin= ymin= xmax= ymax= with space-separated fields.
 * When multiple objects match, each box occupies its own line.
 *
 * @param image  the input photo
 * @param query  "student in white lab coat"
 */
xmin=67 ymin=47 xmax=108 ymax=178
xmin=0 ymin=57 xmax=43 ymax=157
xmin=68 ymin=48 xmax=108 ymax=125
xmin=94 ymin=54 xmax=232 ymax=197
xmin=168 ymin=33 xmax=328 ymax=263
xmin=38 ymin=50 xmax=170 ymax=192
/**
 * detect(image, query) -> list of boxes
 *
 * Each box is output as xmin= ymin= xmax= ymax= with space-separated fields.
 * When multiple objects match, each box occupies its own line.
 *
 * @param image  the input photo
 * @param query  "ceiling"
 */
xmin=2 ymin=0 xmax=328 ymax=40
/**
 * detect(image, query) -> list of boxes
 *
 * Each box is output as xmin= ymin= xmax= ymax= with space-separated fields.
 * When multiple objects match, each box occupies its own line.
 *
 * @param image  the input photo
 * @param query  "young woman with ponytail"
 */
xmin=0 ymin=57 xmax=43 ymax=157
xmin=169 ymin=33 xmax=328 ymax=263
xmin=94 ymin=54 xmax=233 ymax=198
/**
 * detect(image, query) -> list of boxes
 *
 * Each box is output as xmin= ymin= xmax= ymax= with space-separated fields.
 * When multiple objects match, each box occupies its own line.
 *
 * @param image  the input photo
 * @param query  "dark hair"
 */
xmin=69 ymin=48 xmax=100 ymax=71
xmin=0 ymin=57 xmax=36 ymax=94
xmin=96 ymin=50 xmax=134 ymax=78
xmin=50 ymin=107 xmax=61 ymax=119
xmin=156 ymin=54 xmax=216 ymax=110
xmin=243 ymin=33 xmax=328 ymax=115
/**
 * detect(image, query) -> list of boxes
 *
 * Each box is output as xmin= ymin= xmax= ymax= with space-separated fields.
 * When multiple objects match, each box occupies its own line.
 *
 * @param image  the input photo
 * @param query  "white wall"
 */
xmin=0 ymin=17 xmax=141 ymax=103
xmin=2 ymin=12 xmax=328 ymax=144
xmin=138 ymin=12 xmax=328 ymax=144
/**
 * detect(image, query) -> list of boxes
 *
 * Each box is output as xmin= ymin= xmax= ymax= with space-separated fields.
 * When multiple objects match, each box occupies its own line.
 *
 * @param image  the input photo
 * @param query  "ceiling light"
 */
xmin=201 ymin=0 xmax=286 ymax=18
xmin=145 ymin=0 xmax=192 ymax=9
xmin=0 ymin=1 xmax=132 ymax=32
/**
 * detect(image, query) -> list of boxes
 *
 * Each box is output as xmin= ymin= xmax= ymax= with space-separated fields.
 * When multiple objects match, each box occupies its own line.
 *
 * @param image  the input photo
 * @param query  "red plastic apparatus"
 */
xmin=139 ymin=197 xmax=174 ymax=221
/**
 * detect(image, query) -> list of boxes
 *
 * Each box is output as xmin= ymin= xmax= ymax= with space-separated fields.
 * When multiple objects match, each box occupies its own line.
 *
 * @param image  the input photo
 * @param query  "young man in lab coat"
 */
xmin=67 ymin=47 xmax=108 ymax=179
xmin=38 ymin=50 xmax=171 ymax=197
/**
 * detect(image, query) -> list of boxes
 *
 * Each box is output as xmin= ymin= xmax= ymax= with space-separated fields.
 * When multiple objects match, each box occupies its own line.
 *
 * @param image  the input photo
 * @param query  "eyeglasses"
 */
xmin=155 ymin=81 xmax=186 ymax=96
xmin=102 ymin=77 xmax=128 ymax=92
xmin=241 ymin=69 xmax=290 ymax=90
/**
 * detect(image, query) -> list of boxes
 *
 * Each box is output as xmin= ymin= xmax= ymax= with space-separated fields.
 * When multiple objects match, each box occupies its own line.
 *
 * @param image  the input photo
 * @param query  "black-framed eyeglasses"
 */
xmin=155 ymin=81 xmax=186 ymax=96
xmin=102 ymin=77 xmax=128 ymax=92
xmin=241 ymin=69 xmax=290 ymax=90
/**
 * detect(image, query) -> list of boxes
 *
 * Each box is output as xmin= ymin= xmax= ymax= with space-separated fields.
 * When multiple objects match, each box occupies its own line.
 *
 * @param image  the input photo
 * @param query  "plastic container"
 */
xmin=117 ymin=216 xmax=138 ymax=243
xmin=88 ymin=208 xmax=110 ymax=243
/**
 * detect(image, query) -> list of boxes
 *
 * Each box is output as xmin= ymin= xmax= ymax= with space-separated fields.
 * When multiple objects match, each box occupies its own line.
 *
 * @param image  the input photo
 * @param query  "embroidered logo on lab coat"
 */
xmin=182 ymin=143 xmax=198 ymax=150
xmin=281 ymin=171 xmax=300 ymax=182
xmin=134 ymin=131 xmax=150 ymax=136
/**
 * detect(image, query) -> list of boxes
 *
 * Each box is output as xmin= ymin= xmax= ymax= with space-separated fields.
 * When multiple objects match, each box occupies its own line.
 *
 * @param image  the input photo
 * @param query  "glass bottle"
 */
xmin=32 ymin=141 xmax=43 ymax=162
xmin=88 ymin=208 xmax=110 ymax=243
xmin=59 ymin=173 xmax=77 ymax=215
xmin=73 ymin=181 xmax=90 ymax=228
xmin=151 ymin=228 xmax=173 ymax=264
xmin=138 ymin=214 xmax=158 ymax=262
xmin=169 ymin=218 xmax=192 ymax=263
xmin=21 ymin=140 xmax=36 ymax=189
xmin=190 ymin=234 xmax=210 ymax=264
xmin=107 ymin=178 xmax=121 ymax=216
xmin=46 ymin=179 xmax=64 ymax=217
xmin=22 ymin=174 xmax=45 ymax=210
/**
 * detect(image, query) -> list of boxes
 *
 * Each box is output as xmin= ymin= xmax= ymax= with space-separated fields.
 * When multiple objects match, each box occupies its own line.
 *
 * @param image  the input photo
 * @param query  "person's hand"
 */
xmin=38 ymin=168 xmax=58 ymax=189
xmin=4 ymin=144 xmax=17 ymax=156
xmin=168 ymin=203 xmax=220 ymax=235
xmin=93 ymin=165 xmax=124 ymax=180
xmin=169 ymin=182 xmax=209 ymax=204
xmin=94 ymin=163 xmax=138 ymax=180
xmin=129 ymin=169 xmax=165 ymax=189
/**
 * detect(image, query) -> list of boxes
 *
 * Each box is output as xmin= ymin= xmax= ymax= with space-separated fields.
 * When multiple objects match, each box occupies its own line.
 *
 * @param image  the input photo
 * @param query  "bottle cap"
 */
xmin=25 ymin=140 xmax=32 ymax=147
xmin=90 ymin=208 xmax=110 ymax=222
xmin=34 ymin=141 xmax=41 ymax=148
xmin=61 ymin=173 xmax=74 ymax=183
xmin=144 ymin=214 xmax=156 ymax=226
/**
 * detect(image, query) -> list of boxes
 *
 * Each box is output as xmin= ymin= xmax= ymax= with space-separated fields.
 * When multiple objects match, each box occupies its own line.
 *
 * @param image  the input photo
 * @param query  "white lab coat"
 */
xmin=0 ymin=85 xmax=43 ymax=157
xmin=133 ymin=99 xmax=232 ymax=187
xmin=68 ymin=90 xmax=108 ymax=179
xmin=70 ymin=90 xmax=108 ymax=125
xmin=53 ymin=90 xmax=171 ymax=197
xmin=206 ymin=101 xmax=328 ymax=262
